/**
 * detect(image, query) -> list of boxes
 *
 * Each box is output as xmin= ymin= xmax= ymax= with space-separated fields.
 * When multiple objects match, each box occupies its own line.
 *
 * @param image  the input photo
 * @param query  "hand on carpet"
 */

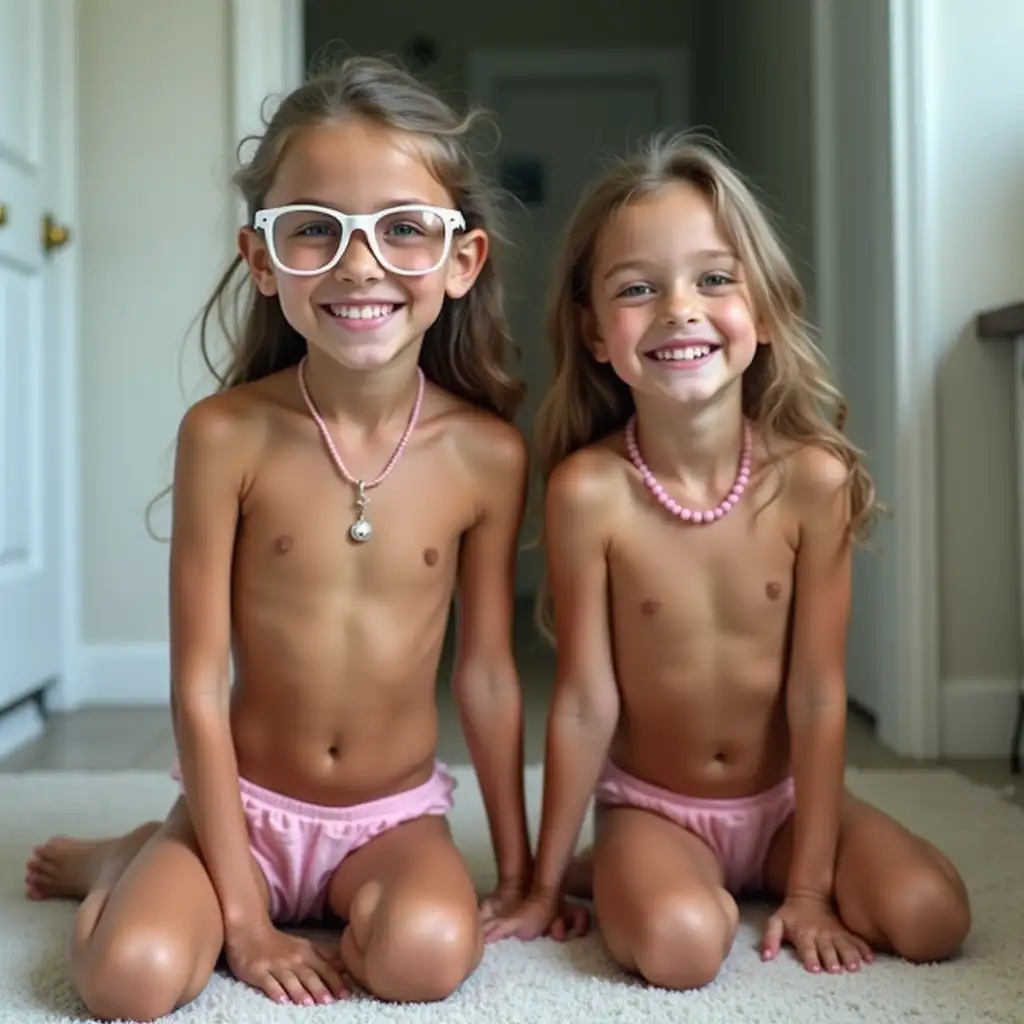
xmin=762 ymin=895 xmax=874 ymax=974
xmin=225 ymin=920 xmax=351 ymax=1005
xmin=481 ymin=890 xmax=589 ymax=943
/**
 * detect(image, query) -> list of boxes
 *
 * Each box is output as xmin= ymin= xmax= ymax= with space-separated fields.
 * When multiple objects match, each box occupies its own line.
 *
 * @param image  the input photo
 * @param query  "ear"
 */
xmin=238 ymin=226 xmax=278 ymax=297
xmin=580 ymin=306 xmax=611 ymax=363
xmin=445 ymin=228 xmax=488 ymax=299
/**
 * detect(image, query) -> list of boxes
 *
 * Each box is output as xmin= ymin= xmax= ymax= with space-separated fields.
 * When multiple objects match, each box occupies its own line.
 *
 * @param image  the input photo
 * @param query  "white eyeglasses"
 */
xmin=252 ymin=203 xmax=466 ymax=277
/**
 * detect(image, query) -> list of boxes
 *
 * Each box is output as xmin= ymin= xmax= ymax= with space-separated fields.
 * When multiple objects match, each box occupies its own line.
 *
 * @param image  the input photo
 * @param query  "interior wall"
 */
xmin=78 ymin=0 xmax=234 ymax=648
xmin=929 ymin=0 xmax=1024 ymax=753
xmin=303 ymin=0 xmax=696 ymax=105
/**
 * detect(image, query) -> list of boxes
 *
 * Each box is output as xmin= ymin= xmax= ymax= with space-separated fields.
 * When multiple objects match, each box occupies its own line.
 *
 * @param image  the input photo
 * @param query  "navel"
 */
xmin=423 ymin=547 xmax=439 ymax=567
xmin=327 ymin=744 xmax=340 ymax=759
xmin=273 ymin=534 xmax=294 ymax=556
xmin=640 ymin=598 xmax=661 ymax=617
xmin=765 ymin=580 xmax=782 ymax=600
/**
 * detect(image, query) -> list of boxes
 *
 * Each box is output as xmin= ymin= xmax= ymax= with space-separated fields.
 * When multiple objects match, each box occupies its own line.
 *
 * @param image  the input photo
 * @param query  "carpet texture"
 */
xmin=1 ymin=766 xmax=1021 ymax=1023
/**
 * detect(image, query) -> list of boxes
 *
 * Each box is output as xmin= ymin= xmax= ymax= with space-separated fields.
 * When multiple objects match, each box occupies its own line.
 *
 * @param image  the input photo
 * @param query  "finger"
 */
xmin=762 ymin=916 xmax=784 ymax=960
xmin=799 ymin=936 xmax=822 ymax=973
xmin=834 ymin=936 xmax=862 ymax=972
xmin=483 ymin=917 xmax=516 ymax=943
xmin=305 ymin=950 xmax=350 ymax=999
xmin=270 ymin=968 xmax=313 ymax=1005
xmin=817 ymin=937 xmax=842 ymax=974
xmin=255 ymin=970 xmax=290 ymax=1004
xmin=294 ymin=964 xmax=335 ymax=1005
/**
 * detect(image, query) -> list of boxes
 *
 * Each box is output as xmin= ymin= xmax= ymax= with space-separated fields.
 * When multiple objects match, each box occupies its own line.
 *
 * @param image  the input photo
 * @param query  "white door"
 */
xmin=0 ymin=0 xmax=71 ymax=717
xmin=470 ymin=50 xmax=689 ymax=596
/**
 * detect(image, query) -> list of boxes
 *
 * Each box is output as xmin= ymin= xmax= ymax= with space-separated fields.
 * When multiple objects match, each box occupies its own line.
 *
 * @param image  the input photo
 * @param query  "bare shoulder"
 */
xmin=175 ymin=374 xmax=287 ymax=474
xmin=547 ymin=434 xmax=629 ymax=523
xmin=781 ymin=441 xmax=853 ymax=522
xmin=435 ymin=389 xmax=529 ymax=482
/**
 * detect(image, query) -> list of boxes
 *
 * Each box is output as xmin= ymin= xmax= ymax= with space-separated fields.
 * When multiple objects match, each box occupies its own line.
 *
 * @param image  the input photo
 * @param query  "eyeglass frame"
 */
xmin=252 ymin=203 xmax=467 ymax=277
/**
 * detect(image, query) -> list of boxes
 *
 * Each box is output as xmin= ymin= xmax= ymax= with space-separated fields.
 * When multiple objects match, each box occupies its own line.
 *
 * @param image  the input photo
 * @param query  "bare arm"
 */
xmin=530 ymin=453 xmax=622 ymax=898
xmin=452 ymin=422 xmax=532 ymax=889
xmin=169 ymin=398 xmax=267 ymax=934
xmin=784 ymin=448 xmax=853 ymax=901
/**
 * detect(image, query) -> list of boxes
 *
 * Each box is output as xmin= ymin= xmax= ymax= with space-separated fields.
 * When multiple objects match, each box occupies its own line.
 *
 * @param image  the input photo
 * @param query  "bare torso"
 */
xmin=215 ymin=369 xmax=505 ymax=806
xmin=598 ymin=432 xmax=800 ymax=799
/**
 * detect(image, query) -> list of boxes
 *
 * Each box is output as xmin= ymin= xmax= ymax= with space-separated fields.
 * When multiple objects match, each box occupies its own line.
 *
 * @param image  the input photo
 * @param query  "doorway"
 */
xmin=469 ymin=49 xmax=688 ymax=594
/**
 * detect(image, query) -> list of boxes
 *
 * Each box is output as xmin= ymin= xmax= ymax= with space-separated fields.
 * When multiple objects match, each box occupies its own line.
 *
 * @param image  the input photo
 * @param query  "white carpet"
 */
xmin=1 ymin=766 xmax=1021 ymax=1023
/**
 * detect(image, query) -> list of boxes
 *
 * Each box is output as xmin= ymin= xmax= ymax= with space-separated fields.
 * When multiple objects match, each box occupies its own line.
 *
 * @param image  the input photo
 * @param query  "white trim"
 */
xmin=884 ymin=0 xmax=939 ymax=758
xmin=229 ymin=0 xmax=304 ymax=223
xmin=467 ymin=47 xmax=690 ymax=130
xmin=810 ymin=0 xmax=839 ymax=373
xmin=51 ymin=0 xmax=82 ymax=711
xmin=1015 ymin=338 xmax=1024 ymax=680
xmin=939 ymin=679 xmax=1021 ymax=759
xmin=80 ymin=644 xmax=170 ymax=706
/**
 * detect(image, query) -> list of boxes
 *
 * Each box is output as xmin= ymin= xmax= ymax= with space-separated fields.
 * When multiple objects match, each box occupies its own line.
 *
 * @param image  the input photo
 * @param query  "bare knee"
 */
xmin=361 ymin=896 xmax=481 ymax=1003
xmin=74 ymin=926 xmax=204 ymax=1022
xmin=844 ymin=865 xmax=971 ymax=964
xmin=609 ymin=890 xmax=736 ymax=991
xmin=885 ymin=868 xmax=971 ymax=962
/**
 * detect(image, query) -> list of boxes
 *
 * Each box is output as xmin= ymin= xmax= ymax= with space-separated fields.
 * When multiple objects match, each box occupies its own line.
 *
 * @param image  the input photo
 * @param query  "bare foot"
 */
xmin=25 ymin=836 xmax=118 ymax=900
xmin=25 ymin=821 xmax=159 ymax=901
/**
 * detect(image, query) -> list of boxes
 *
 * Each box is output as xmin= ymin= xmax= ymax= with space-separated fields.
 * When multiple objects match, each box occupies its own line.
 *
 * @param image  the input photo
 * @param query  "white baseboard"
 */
xmin=939 ymin=678 xmax=1022 ymax=758
xmin=0 ymin=701 xmax=46 ymax=760
xmin=79 ymin=643 xmax=170 ymax=706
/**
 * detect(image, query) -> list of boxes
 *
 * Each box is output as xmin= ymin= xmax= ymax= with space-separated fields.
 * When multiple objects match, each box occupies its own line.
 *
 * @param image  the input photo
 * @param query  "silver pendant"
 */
xmin=349 ymin=479 xmax=372 ymax=543
xmin=349 ymin=517 xmax=372 ymax=543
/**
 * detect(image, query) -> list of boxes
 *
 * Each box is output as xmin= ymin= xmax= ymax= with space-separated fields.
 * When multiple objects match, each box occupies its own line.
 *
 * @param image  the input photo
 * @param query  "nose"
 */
xmin=661 ymin=286 xmax=704 ymax=327
xmin=334 ymin=228 xmax=384 ymax=284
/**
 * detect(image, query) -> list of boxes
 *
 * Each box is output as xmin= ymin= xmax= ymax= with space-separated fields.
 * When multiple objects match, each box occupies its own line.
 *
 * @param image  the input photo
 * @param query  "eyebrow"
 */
xmin=281 ymin=196 xmax=436 ymax=212
xmin=602 ymin=249 xmax=738 ymax=280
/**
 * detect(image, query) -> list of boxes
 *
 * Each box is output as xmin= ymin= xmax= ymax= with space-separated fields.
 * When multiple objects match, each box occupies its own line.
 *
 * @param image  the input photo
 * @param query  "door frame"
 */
xmin=26 ymin=0 xmax=80 ymax=716
xmin=811 ymin=0 xmax=938 ymax=759
xmin=232 ymin=0 xmax=939 ymax=760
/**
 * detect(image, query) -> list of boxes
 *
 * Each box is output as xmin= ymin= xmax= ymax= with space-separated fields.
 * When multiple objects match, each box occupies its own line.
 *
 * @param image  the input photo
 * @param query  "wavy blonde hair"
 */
xmin=533 ymin=132 xmax=882 ymax=633
xmin=147 ymin=55 xmax=523 ymax=536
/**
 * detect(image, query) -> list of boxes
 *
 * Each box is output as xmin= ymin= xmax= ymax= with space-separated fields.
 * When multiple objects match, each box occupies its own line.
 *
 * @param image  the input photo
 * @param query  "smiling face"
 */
xmin=239 ymin=117 xmax=488 ymax=373
xmin=586 ymin=181 xmax=765 ymax=409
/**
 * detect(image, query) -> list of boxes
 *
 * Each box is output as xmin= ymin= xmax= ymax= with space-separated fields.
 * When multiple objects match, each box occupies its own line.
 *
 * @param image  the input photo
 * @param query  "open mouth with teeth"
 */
xmin=323 ymin=302 xmax=404 ymax=325
xmin=646 ymin=342 xmax=721 ymax=366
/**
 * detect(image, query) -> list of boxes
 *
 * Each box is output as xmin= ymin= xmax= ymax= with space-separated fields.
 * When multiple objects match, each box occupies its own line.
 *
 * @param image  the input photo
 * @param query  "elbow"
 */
xmin=551 ymin=677 xmax=619 ymax=737
xmin=787 ymin=676 xmax=846 ymax=729
xmin=170 ymin=678 xmax=229 ymax=735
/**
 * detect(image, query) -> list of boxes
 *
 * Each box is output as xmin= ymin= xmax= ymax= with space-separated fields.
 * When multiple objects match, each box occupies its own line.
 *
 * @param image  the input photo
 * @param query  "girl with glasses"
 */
xmin=25 ymin=55 xmax=537 ymax=1018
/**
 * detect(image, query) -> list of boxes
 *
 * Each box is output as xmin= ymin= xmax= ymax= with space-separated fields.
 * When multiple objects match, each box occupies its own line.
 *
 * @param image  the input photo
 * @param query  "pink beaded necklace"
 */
xmin=297 ymin=355 xmax=425 ymax=543
xmin=625 ymin=413 xmax=753 ymax=524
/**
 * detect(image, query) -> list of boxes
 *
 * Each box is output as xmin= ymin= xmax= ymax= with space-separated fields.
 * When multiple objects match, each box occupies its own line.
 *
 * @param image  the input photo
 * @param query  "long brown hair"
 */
xmin=533 ymin=132 xmax=883 ymax=634
xmin=146 ymin=55 xmax=524 ymax=537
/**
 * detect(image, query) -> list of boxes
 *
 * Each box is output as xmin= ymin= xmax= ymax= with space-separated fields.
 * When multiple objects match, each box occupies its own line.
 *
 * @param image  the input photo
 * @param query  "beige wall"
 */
xmin=931 ymin=0 xmax=1024 ymax=688
xmin=78 ymin=0 xmax=235 ymax=644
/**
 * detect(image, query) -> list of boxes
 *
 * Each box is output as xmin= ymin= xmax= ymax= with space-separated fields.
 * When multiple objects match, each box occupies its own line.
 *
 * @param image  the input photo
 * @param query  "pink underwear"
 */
xmin=170 ymin=761 xmax=456 ymax=923
xmin=595 ymin=761 xmax=795 ymax=894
